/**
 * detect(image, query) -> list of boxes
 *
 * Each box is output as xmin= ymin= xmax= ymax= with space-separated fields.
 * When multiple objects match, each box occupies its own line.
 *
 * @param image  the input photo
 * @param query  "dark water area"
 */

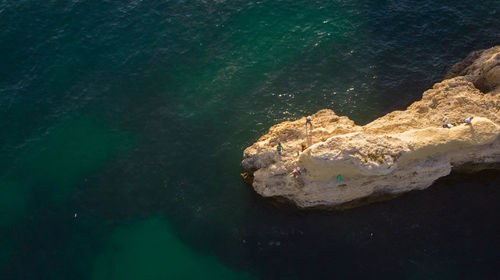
xmin=1 ymin=1 xmax=499 ymax=279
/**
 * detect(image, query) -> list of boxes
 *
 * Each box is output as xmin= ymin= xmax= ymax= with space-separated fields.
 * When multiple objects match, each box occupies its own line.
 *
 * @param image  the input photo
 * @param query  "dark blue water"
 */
xmin=1 ymin=1 xmax=499 ymax=279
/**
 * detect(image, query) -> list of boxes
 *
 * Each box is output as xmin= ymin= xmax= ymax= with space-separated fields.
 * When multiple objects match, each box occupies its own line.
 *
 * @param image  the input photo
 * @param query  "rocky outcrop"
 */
xmin=242 ymin=46 xmax=500 ymax=209
xmin=445 ymin=45 xmax=500 ymax=94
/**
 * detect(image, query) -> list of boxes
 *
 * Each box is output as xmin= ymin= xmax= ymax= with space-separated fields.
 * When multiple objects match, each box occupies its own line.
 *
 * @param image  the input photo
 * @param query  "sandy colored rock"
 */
xmin=242 ymin=45 xmax=500 ymax=209
xmin=445 ymin=45 xmax=500 ymax=95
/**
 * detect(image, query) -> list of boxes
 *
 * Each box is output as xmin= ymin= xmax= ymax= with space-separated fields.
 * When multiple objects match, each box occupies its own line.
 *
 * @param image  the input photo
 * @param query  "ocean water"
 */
xmin=1 ymin=1 xmax=500 ymax=279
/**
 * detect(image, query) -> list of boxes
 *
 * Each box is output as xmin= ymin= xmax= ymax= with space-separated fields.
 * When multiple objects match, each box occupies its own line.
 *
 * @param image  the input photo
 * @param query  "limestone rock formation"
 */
xmin=242 ymin=45 xmax=500 ymax=209
xmin=445 ymin=45 xmax=500 ymax=95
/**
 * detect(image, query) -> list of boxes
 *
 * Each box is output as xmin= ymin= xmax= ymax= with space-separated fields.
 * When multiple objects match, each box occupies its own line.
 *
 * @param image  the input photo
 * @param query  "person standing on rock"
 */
xmin=277 ymin=142 xmax=283 ymax=155
xmin=306 ymin=116 xmax=313 ymax=131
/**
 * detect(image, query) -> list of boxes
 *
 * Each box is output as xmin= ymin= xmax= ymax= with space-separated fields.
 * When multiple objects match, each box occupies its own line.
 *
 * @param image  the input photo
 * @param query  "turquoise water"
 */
xmin=1 ymin=1 xmax=500 ymax=279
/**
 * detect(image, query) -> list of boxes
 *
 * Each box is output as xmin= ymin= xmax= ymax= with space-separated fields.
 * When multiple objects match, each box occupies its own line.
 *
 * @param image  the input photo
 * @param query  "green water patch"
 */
xmin=91 ymin=217 xmax=256 ymax=280
xmin=21 ymin=117 xmax=134 ymax=202
xmin=0 ymin=180 xmax=26 ymax=227
xmin=0 ymin=117 xmax=135 ymax=226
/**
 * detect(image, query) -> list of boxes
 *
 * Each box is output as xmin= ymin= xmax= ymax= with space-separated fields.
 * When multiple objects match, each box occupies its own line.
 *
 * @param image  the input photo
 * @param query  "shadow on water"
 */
xmin=241 ymin=169 xmax=500 ymax=279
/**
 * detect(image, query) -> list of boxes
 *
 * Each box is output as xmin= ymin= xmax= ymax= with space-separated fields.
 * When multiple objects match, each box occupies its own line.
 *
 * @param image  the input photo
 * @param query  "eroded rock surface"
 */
xmin=242 ymin=46 xmax=500 ymax=209
xmin=445 ymin=45 xmax=500 ymax=94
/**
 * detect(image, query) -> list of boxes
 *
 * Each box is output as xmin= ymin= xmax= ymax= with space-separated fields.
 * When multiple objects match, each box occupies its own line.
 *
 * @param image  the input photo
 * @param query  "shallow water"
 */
xmin=1 ymin=1 xmax=499 ymax=279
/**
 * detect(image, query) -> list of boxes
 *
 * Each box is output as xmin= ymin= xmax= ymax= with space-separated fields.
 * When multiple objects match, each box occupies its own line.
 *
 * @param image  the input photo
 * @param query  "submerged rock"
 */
xmin=242 ymin=45 xmax=500 ymax=209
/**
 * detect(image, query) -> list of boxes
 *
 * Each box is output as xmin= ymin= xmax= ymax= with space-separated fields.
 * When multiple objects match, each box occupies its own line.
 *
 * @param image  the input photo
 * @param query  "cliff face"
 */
xmin=242 ymin=46 xmax=500 ymax=209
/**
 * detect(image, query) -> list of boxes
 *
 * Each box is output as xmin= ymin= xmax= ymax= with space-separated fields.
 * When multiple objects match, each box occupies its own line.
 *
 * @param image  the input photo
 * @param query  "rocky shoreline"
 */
xmin=242 ymin=46 xmax=500 ymax=209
